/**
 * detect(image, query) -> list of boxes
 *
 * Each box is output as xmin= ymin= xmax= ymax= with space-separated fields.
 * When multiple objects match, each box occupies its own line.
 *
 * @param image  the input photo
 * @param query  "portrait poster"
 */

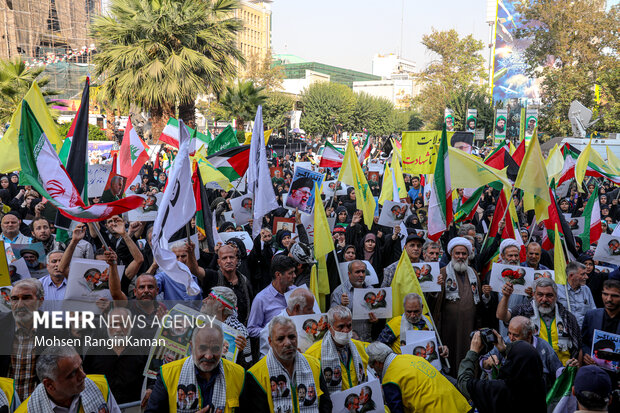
xmin=593 ymin=234 xmax=620 ymax=266
xmin=64 ymin=258 xmax=125 ymax=312
xmin=402 ymin=330 xmax=441 ymax=371
xmin=0 ymin=286 xmax=11 ymax=312
xmin=291 ymin=313 xmax=329 ymax=353
xmin=466 ymin=109 xmax=478 ymax=133
xmin=596 ymin=265 xmax=614 ymax=275
xmin=222 ymin=211 xmax=235 ymax=225
xmin=378 ymin=200 xmax=410 ymax=228
xmin=410 ymin=229 xmax=427 ymax=240
xmin=270 ymin=166 xmax=284 ymax=179
xmin=338 ymin=260 xmax=380 ymax=286
xmin=11 ymin=243 xmax=47 ymax=278
xmin=218 ymin=231 xmax=253 ymax=254
xmin=101 ymin=173 xmax=127 ymax=201
xmin=450 ymin=132 xmax=474 ymax=154
xmin=7 ymin=258 xmax=31 ymax=285
xmin=524 ymin=109 xmax=539 ymax=141
xmin=367 ymin=159 xmax=384 ymax=173
xmin=273 ymin=217 xmax=296 ymax=235
xmin=222 ymin=323 xmax=241 ymax=363
xmin=494 ymin=109 xmax=508 ymax=145
xmin=532 ymin=269 xmax=555 ymax=282
xmin=329 ymin=378 xmax=384 ymax=413
xmin=127 ymin=192 xmax=164 ymax=222
xmin=285 ymin=166 xmax=324 ymax=214
xmin=351 ymin=287 xmax=392 ymax=320
xmin=300 ymin=213 xmax=314 ymax=244
xmin=591 ymin=329 xmax=620 ymax=373
xmin=444 ymin=108 xmax=455 ymax=132
xmin=412 ymin=262 xmax=441 ymax=293
xmin=489 ymin=263 xmax=534 ymax=296
xmin=284 ymin=285 xmax=321 ymax=315
xmin=322 ymin=180 xmax=349 ymax=198
xmin=565 ymin=216 xmax=585 ymax=236
xmin=366 ymin=171 xmax=381 ymax=188
xmin=230 ymin=193 xmax=254 ymax=226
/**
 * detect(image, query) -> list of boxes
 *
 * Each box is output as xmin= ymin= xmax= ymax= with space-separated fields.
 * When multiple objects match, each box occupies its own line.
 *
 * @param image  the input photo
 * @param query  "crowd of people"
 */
xmin=0 ymin=140 xmax=619 ymax=413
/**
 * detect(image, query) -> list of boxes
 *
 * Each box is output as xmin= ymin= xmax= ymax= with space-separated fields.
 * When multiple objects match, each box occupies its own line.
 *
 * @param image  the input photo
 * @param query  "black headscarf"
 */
xmin=467 ymin=341 xmax=546 ymax=413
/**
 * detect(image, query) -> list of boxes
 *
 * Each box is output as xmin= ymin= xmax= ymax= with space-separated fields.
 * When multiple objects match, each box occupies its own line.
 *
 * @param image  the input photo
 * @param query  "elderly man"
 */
xmin=332 ymin=260 xmax=377 ymax=342
xmin=381 ymin=233 xmax=424 ymax=287
xmin=241 ymin=316 xmax=332 ymax=413
xmin=1 ymin=212 xmax=30 ymax=244
xmin=556 ymin=261 xmax=595 ymax=327
xmin=305 ymin=306 xmax=368 ymax=393
xmin=422 ymin=241 xmax=442 ymax=262
xmin=38 ymin=250 xmax=66 ymax=312
xmin=480 ymin=316 xmax=563 ymax=391
xmin=146 ymin=323 xmax=245 ymax=413
xmin=101 ymin=175 xmax=123 ymax=202
xmin=430 ymin=237 xmax=491 ymax=370
xmin=378 ymin=293 xmax=448 ymax=360
xmin=203 ymin=244 xmax=253 ymax=324
xmin=497 ymin=277 xmax=580 ymax=365
xmin=366 ymin=342 xmax=470 ymax=413
xmin=248 ymin=255 xmax=298 ymax=339
xmin=259 ymin=288 xmax=316 ymax=357
xmin=15 ymin=346 xmax=121 ymax=413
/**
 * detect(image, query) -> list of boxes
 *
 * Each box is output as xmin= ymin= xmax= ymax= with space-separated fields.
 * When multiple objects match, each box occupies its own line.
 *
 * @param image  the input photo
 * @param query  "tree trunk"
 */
xmin=150 ymin=105 xmax=168 ymax=144
xmin=179 ymin=100 xmax=196 ymax=129
xmin=105 ymin=109 xmax=115 ymax=141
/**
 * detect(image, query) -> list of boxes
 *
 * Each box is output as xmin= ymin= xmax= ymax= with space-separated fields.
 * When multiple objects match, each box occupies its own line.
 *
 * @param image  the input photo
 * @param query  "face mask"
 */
xmin=332 ymin=330 xmax=352 ymax=345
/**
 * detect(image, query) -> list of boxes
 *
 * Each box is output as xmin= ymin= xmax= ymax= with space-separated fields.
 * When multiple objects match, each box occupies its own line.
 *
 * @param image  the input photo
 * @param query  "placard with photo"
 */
xmin=532 ymin=269 xmax=555 ymax=282
xmin=127 ymin=192 xmax=164 ymax=222
xmin=351 ymin=287 xmax=392 ymax=320
xmin=489 ymin=263 xmax=534 ymax=296
xmin=338 ymin=260 xmax=379 ymax=286
xmin=230 ymin=193 xmax=253 ymax=226
xmin=218 ymin=231 xmax=254 ymax=255
xmin=273 ymin=217 xmax=296 ymax=235
xmin=378 ymin=200 xmax=410 ymax=228
xmin=222 ymin=323 xmax=241 ymax=363
xmin=593 ymin=234 xmax=620 ymax=266
xmin=596 ymin=265 xmax=614 ymax=275
xmin=329 ymin=378 xmax=384 ymax=413
xmin=7 ymin=258 xmax=31 ymax=284
xmin=566 ymin=216 xmax=585 ymax=235
xmin=412 ymin=262 xmax=441 ymax=293
xmin=285 ymin=166 xmax=324 ymax=214
xmin=402 ymin=330 xmax=441 ymax=371
xmin=291 ymin=313 xmax=329 ymax=352
xmin=11 ymin=243 xmax=47 ymax=278
xmin=64 ymin=258 xmax=125 ymax=312
xmin=591 ymin=329 xmax=620 ymax=372
xmin=0 ymin=286 xmax=11 ymax=312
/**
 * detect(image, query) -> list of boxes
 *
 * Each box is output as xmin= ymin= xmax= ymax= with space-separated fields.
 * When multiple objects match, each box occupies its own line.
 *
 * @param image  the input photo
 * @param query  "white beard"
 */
xmin=537 ymin=304 xmax=554 ymax=315
xmin=451 ymin=260 xmax=469 ymax=273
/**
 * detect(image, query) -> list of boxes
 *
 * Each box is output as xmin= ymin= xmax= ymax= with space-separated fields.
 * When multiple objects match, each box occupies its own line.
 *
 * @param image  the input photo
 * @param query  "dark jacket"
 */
xmin=581 ymin=308 xmax=620 ymax=354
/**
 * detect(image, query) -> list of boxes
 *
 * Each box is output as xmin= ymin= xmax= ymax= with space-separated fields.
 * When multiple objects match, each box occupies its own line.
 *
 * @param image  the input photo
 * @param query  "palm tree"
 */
xmin=91 ymin=0 xmax=243 ymax=142
xmin=218 ymin=80 xmax=266 ymax=135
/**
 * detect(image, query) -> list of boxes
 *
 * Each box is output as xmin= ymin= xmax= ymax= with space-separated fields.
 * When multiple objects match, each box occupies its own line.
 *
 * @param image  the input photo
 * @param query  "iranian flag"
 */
xmin=119 ymin=117 xmax=149 ymax=191
xmin=579 ymin=185 xmax=602 ymax=247
xmin=159 ymin=117 xmax=210 ymax=150
xmin=319 ymin=141 xmax=345 ymax=168
xmin=207 ymin=145 xmax=250 ymax=182
xmin=358 ymin=135 xmax=372 ymax=164
xmin=427 ymin=125 xmax=452 ymax=241
xmin=18 ymin=101 xmax=143 ymax=222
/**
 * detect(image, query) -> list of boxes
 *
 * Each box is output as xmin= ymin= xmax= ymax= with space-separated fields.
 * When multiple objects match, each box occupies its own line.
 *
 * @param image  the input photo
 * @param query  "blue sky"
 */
xmin=271 ymin=0 xmax=492 ymax=74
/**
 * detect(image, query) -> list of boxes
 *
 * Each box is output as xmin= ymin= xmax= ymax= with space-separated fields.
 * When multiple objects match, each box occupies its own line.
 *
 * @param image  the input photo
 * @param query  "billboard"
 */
xmin=492 ymin=0 xmax=543 ymax=104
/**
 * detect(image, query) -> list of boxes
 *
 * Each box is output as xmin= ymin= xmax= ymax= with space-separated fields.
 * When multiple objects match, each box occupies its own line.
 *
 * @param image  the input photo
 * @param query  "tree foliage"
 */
xmin=218 ymin=80 xmax=266 ymax=132
xmin=515 ymin=1 xmax=620 ymax=135
xmin=241 ymin=49 xmax=285 ymax=91
xmin=445 ymin=87 xmax=494 ymax=133
xmin=413 ymin=29 xmax=486 ymax=128
xmin=350 ymin=92 xmax=395 ymax=136
xmin=262 ymin=91 xmax=295 ymax=133
xmin=58 ymin=122 xmax=107 ymax=141
xmin=299 ymin=82 xmax=356 ymax=136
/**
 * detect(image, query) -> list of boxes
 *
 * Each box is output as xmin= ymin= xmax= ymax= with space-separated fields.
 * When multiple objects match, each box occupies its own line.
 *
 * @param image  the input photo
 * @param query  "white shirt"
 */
xmin=48 ymin=390 xmax=121 ymax=413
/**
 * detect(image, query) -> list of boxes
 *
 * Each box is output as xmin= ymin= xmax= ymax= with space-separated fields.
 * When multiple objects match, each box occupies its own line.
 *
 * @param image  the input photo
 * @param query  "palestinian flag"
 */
xmin=484 ymin=141 xmax=520 ymax=181
xmin=319 ymin=141 xmax=345 ymax=168
xmin=160 ymin=117 xmax=210 ymax=149
xmin=454 ymin=186 xmax=484 ymax=222
xmin=357 ymin=135 xmax=372 ymax=165
xmin=578 ymin=184 xmax=602 ymax=248
xmin=427 ymin=125 xmax=452 ymax=241
xmin=207 ymin=145 xmax=250 ymax=182
xmin=192 ymin=162 xmax=214 ymax=250
xmin=512 ymin=139 xmax=526 ymax=166
xmin=18 ymin=101 xmax=143 ymax=222
xmin=541 ymin=188 xmax=579 ymax=258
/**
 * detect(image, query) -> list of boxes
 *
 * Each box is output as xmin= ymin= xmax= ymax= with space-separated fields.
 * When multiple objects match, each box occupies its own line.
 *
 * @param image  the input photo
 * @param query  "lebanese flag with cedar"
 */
xmin=119 ymin=117 xmax=149 ymax=191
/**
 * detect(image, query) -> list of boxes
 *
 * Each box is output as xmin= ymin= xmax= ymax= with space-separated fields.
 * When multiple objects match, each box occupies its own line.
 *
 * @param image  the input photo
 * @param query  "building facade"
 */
xmin=273 ymin=60 xmax=380 ymax=88
xmin=372 ymin=53 xmax=416 ymax=79
xmin=234 ymin=0 xmax=272 ymax=75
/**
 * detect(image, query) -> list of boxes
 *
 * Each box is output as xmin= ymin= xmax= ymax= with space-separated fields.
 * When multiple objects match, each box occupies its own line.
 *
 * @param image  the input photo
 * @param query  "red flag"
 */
xmin=119 ymin=117 xmax=149 ymax=191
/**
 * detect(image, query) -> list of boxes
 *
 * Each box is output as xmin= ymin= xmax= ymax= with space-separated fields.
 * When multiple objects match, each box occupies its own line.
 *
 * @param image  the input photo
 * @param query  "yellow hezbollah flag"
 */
xmin=554 ymin=224 xmax=567 ymax=285
xmin=447 ymin=147 xmax=512 ymax=189
xmin=0 ymin=243 xmax=11 ymax=286
xmin=337 ymin=139 xmax=376 ymax=228
xmin=545 ymin=144 xmax=564 ymax=183
xmin=378 ymin=163 xmax=394 ymax=205
xmin=391 ymin=249 xmax=430 ymax=317
xmin=243 ymin=129 xmax=272 ymax=145
xmin=575 ymin=139 xmax=592 ymax=192
xmin=606 ymin=147 xmax=620 ymax=174
xmin=391 ymin=150 xmax=408 ymax=199
xmin=0 ymin=82 xmax=63 ymax=173
xmin=514 ymin=136 xmax=550 ymax=204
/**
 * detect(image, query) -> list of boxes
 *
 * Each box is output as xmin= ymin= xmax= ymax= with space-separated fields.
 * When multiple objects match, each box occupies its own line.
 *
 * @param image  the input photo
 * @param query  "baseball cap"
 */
xmin=405 ymin=233 xmax=424 ymax=244
xmin=332 ymin=226 xmax=346 ymax=235
xmin=573 ymin=365 xmax=612 ymax=399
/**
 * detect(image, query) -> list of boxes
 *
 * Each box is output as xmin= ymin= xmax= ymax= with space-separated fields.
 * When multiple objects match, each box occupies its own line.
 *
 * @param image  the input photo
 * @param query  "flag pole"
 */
xmin=425 ymin=313 xmax=451 ymax=371
xmin=526 ymin=216 xmax=536 ymax=245
xmin=90 ymin=222 xmax=109 ymax=249
xmin=558 ymin=232 xmax=572 ymax=312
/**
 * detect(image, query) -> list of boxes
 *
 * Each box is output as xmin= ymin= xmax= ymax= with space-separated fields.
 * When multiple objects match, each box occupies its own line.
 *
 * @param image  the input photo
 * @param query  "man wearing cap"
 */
xmin=286 ymin=177 xmax=314 ymax=213
xmin=381 ymin=233 xmax=425 ymax=288
xmin=430 ymin=237 xmax=492 ymax=370
xmin=572 ymin=365 xmax=612 ymax=412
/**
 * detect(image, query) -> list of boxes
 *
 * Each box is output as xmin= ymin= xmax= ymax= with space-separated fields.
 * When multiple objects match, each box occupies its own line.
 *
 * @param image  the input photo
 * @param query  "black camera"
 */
xmin=470 ymin=328 xmax=498 ymax=354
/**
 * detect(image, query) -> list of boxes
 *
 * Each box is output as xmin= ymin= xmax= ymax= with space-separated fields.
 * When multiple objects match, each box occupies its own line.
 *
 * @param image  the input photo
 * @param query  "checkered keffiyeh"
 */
xmin=266 ymin=349 xmax=318 ymax=413
xmin=9 ymin=328 xmax=37 ymax=401
xmin=0 ymin=385 xmax=10 ymax=410
xmin=176 ymin=356 xmax=226 ymax=413
xmin=320 ymin=333 xmax=366 ymax=394
xmin=28 ymin=377 xmax=106 ymax=413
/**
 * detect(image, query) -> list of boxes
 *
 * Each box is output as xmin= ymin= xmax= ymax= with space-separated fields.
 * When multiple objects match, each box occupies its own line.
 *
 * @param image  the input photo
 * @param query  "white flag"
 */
xmin=151 ymin=119 xmax=200 ymax=296
xmin=248 ymin=106 xmax=278 ymax=238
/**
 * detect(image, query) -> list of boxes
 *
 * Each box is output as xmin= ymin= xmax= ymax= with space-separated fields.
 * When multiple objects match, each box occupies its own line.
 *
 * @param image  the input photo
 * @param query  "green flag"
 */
xmin=546 ymin=365 xmax=577 ymax=410
xmin=207 ymin=125 xmax=239 ymax=155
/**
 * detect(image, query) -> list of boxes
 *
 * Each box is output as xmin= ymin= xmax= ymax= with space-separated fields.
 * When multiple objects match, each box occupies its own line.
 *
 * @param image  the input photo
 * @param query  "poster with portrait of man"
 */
xmin=64 ymin=258 xmax=125 ymax=312
xmin=101 ymin=173 xmax=127 ymax=203
xmin=489 ymin=263 xmax=534 ymax=296
xmin=322 ymin=180 xmax=348 ymax=198
xmin=230 ymin=193 xmax=254 ymax=226
xmin=0 ymin=286 xmax=12 ymax=312
xmin=285 ymin=166 xmax=324 ymax=214
xmin=593 ymin=234 xmax=620 ymax=266
xmin=591 ymin=329 xmax=620 ymax=372
xmin=412 ymin=262 xmax=441 ymax=293
xmin=524 ymin=109 xmax=539 ymax=140
xmin=444 ymin=108 xmax=455 ymax=132
xmin=351 ymin=287 xmax=392 ymax=320
xmin=494 ymin=109 xmax=508 ymax=145
xmin=329 ymin=379 xmax=384 ymax=413
xmin=291 ymin=313 xmax=329 ymax=353
xmin=7 ymin=258 xmax=31 ymax=285
xmin=378 ymin=200 xmax=410 ymax=228
xmin=127 ymin=192 xmax=164 ymax=222
xmin=11 ymin=242 xmax=47 ymax=277
xmin=402 ymin=330 xmax=442 ymax=371
xmin=532 ymin=269 xmax=555 ymax=283
xmin=450 ymin=132 xmax=474 ymax=154
xmin=466 ymin=109 xmax=478 ymax=133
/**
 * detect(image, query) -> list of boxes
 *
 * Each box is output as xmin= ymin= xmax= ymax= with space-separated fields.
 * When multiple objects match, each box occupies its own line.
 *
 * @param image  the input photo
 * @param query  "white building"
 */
xmin=352 ymin=76 xmax=421 ymax=109
xmin=280 ymin=70 xmax=330 ymax=96
xmin=372 ymin=53 xmax=416 ymax=79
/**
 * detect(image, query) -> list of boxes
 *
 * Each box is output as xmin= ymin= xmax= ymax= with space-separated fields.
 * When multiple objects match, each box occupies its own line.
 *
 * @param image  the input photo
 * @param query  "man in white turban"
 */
xmin=430 ymin=237 xmax=490 ymax=372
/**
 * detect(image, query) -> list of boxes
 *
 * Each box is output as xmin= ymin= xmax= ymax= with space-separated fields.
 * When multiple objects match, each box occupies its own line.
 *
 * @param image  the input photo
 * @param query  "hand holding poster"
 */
xmin=352 ymin=287 xmax=392 ymax=320
xmin=593 ymin=234 xmax=620 ymax=266
xmin=489 ymin=263 xmax=534 ymax=296
xmin=591 ymin=329 xmax=620 ymax=372
xmin=402 ymin=330 xmax=442 ymax=371
xmin=230 ymin=193 xmax=254 ymax=226
xmin=291 ymin=313 xmax=329 ymax=353
xmin=127 ymin=192 xmax=164 ymax=222
xmin=64 ymin=258 xmax=126 ymax=312
xmin=285 ymin=166 xmax=324 ymax=214
xmin=329 ymin=379 xmax=384 ymax=413
xmin=378 ymin=200 xmax=410 ymax=228
xmin=338 ymin=260 xmax=379 ymax=286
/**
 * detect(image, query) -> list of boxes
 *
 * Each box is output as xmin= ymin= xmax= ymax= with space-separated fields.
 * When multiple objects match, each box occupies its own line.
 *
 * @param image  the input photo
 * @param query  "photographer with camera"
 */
xmin=457 ymin=330 xmax=547 ymax=413
xmin=497 ymin=277 xmax=581 ymax=366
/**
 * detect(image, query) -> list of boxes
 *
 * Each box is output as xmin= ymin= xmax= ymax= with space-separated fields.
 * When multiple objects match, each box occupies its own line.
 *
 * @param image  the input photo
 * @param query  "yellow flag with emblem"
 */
xmin=313 ymin=182 xmax=332 ymax=310
xmin=0 ymin=243 xmax=11 ymax=286
xmin=514 ymin=136 xmax=551 ymax=204
xmin=378 ymin=162 xmax=394 ymax=205
xmin=447 ymin=147 xmax=512 ymax=189
xmin=554 ymin=224 xmax=567 ymax=285
xmin=391 ymin=150 xmax=408 ymax=199
xmin=391 ymin=248 xmax=430 ymax=316
xmin=337 ymin=139 xmax=376 ymax=228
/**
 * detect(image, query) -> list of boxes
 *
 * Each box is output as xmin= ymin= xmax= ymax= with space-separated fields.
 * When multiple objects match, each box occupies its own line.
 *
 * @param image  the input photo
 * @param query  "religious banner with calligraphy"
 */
xmin=402 ymin=131 xmax=455 ymax=175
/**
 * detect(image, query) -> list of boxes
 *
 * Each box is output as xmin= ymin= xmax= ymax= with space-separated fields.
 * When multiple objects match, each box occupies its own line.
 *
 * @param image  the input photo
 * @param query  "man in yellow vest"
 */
xmin=16 ymin=345 xmax=120 ymax=412
xmin=305 ymin=306 xmax=368 ymax=393
xmin=366 ymin=342 xmax=471 ymax=413
xmin=241 ymin=315 xmax=332 ymax=413
xmin=0 ymin=377 xmax=20 ymax=412
xmin=145 ymin=322 xmax=244 ymax=413
xmin=377 ymin=293 xmax=449 ymax=359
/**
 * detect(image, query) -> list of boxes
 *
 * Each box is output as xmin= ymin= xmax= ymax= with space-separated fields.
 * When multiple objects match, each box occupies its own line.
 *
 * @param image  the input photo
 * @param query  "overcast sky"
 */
xmin=271 ymin=0 xmax=493 ymax=74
